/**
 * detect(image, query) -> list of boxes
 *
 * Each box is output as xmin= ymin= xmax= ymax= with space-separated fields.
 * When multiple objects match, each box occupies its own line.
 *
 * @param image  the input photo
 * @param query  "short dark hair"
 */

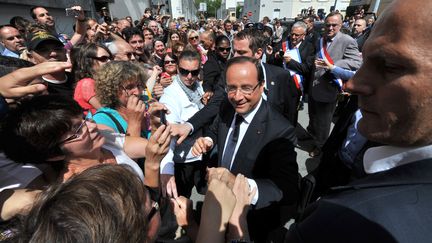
xmin=122 ymin=27 xmax=144 ymax=42
xmin=224 ymin=19 xmax=232 ymax=25
xmin=226 ymin=56 xmax=264 ymax=84
xmin=0 ymin=95 xmax=83 ymax=163
xmin=215 ymin=35 xmax=230 ymax=47
xmin=142 ymin=27 xmax=155 ymax=36
xmin=19 ymin=164 xmax=151 ymax=242
xmin=234 ymin=28 xmax=266 ymax=55
xmin=178 ymin=49 xmax=201 ymax=66
xmin=29 ymin=6 xmax=43 ymax=20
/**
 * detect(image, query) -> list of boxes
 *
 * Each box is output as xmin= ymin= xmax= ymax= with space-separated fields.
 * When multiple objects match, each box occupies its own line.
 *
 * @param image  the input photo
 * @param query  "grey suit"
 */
xmin=308 ymin=32 xmax=362 ymax=147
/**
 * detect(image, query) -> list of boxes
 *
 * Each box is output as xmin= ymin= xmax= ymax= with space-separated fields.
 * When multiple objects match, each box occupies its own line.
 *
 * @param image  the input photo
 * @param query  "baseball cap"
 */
xmin=27 ymin=31 xmax=62 ymax=51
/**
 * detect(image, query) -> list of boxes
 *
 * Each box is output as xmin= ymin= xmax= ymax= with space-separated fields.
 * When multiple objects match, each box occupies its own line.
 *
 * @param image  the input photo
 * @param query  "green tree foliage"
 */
xmin=194 ymin=0 xmax=222 ymax=18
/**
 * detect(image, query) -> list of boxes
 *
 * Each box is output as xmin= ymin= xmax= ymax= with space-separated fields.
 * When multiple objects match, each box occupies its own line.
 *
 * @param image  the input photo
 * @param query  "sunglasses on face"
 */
xmin=217 ymin=47 xmax=231 ymax=52
xmin=164 ymin=60 xmax=176 ymax=65
xmin=189 ymin=36 xmax=199 ymax=40
xmin=91 ymin=55 xmax=112 ymax=63
xmin=178 ymin=67 xmax=200 ymax=77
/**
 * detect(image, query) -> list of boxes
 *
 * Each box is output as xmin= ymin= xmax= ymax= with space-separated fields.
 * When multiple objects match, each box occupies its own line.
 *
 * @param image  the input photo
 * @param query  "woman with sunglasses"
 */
xmin=186 ymin=29 xmax=207 ymax=64
xmin=71 ymin=43 xmax=112 ymax=116
xmin=93 ymin=61 xmax=150 ymax=138
xmin=202 ymin=35 xmax=231 ymax=92
xmin=159 ymin=53 xmax=177 ymax=88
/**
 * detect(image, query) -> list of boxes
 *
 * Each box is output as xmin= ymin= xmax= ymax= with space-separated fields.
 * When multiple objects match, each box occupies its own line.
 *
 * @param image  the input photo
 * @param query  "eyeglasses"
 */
xmin=225 ymin=82 xmax=261 ymax=96
xmin=189 ymin=36 xmax=199 ymax=40
xmin=91 ymin=55 xmax=112 ymax=63
xmin=178 ymin=67 xmax=200 ymax=77
xmin=164 ymin=60 xmax=176 ymax=65
xmin=59 ymin=119 xmax=90 ymax=144
xmin=146 ymin=201 xmax=160 ymax=222
xmin=325 ymin=23 xmax=340 ymax=28
xmin=121 ymin=83 xmax=146 ymax=93
xmin=217 ymin=47 xmax=231 ymax=52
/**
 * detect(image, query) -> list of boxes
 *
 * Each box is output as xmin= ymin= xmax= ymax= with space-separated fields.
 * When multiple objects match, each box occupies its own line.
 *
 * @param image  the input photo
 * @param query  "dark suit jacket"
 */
xmin=263 ymin=63 xmax=300 ymax=126
xmin=285 ymin=40 xmax=316 ymax=93
xmin=202 ymin=51 xmax=226 ymax=92
xmin=208 ymin=100 xmax=299 ymax=208
xmin=188 ymin=63 xmax=300 ymax=132
xmin=207 ymin=99 xmax=300 ymax=240
xmin=286 ymin=159 xmax=432 ymax=243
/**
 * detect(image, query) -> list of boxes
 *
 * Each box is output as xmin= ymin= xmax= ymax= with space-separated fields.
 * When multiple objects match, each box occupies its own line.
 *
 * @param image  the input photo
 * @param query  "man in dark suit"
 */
xmin=232 ymin=29 xmax=300 ymax=126
xmin=192 ymin=57 xmax=299 ymax=242
xmin=308 ymin=12 xmax=362 ymax=156
xmin=285 ymin=0 xmax=432 ymax=241
xmin=171 ymin=28 xmax=300 ymax=144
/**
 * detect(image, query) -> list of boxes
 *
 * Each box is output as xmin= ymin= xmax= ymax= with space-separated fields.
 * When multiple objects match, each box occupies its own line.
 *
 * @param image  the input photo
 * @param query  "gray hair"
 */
xmin=291 ymin=21 xmax=307 ymax=32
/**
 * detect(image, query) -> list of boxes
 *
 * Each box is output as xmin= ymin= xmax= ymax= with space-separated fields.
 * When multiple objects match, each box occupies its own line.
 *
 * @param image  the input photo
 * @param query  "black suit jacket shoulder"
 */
xmin=202 ymin=51 xmax=226 ymax=92
xmin=263 ymin=63 xmax=300 ymax=126
xmin=208 ymin=100 xmax=299 ymax=209
xmin=286 ymin=159 xmax=432 ymax=243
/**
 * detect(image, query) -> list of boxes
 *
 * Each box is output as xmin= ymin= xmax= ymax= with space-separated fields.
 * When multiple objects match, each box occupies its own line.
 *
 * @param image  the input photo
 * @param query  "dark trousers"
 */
xmin=307 ymin=96 xmax=337 ymax=148
xmin=174 ymin=161 xmax=206 ymax=198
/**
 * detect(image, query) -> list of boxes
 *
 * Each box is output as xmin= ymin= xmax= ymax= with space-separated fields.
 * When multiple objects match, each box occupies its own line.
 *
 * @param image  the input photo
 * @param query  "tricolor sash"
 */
xmin=318 ymin=37 xmax=343 ymax=91
xmin=282 ymin=39 xmax=304 ymax=92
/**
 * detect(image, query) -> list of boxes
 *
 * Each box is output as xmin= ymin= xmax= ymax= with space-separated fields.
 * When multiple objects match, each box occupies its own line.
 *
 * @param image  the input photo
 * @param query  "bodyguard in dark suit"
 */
xmin=233 ymin=29 xmax=300 ymax=126
xmin=202 ymin=35 xmax=230 ymax=92
xmin=192 ymin=57 xmax=299 ymax=242
xmin=285 ymin=1 xmax=432 ymax=241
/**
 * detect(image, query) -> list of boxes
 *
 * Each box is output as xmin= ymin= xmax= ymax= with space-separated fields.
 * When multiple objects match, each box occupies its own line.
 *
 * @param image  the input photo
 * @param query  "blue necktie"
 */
xmin=221 ymin=114 xmax=244 ymax=170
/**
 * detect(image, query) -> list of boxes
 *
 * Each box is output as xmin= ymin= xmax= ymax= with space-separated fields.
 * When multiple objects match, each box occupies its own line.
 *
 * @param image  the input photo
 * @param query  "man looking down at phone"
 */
xmin=159 ymin=50 xmax=206 ymax=199
xmin=30 ymin=6 xmax=86 ymax=48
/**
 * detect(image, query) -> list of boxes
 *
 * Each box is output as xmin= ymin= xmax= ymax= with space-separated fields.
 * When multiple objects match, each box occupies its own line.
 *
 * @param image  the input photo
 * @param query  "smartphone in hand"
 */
xmin=160 ymin=110 xmax=167 ymax=126
xmin=65 ymin=8 xmax=79 ymax=17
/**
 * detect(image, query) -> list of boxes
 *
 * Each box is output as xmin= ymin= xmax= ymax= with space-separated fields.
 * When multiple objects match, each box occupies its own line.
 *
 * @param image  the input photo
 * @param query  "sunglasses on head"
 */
xmin=217 ymin=47 xmax=231 ymax=52
xmin=178 ymin=67 xmax=200 ymax=77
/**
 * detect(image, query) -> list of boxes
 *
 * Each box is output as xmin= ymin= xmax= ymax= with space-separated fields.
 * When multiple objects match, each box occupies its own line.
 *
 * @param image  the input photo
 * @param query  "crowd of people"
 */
xmin=0 ymin=0 xmax=431 ymax=242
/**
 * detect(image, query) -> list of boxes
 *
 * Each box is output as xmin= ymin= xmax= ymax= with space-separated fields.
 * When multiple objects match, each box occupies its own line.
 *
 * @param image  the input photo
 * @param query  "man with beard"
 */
xmin=30 ymin=6 xmax=86 ymax=48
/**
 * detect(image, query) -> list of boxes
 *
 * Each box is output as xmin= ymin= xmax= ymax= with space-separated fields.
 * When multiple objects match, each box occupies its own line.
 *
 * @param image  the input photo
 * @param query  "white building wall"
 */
xmin=242 ymin=0 xmax=351 ymax=22
xmin=108 ymin=0 xmax=150 ymax=21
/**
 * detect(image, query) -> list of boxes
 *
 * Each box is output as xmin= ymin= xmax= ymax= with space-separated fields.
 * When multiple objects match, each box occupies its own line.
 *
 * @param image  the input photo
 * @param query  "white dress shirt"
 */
xmin=363 ymin=144 xmax=432 ymax=174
